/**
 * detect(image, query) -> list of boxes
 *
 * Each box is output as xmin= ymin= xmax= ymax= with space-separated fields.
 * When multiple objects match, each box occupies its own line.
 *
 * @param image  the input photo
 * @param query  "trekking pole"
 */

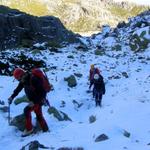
xmin=8 ymin=102 xmax=11 ymax=125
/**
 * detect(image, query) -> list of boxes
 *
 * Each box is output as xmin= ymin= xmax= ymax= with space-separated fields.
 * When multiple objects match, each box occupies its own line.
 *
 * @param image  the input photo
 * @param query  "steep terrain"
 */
xmin=0 ymin=5 xmax=80 ymax=50
xmin=0 ymin=9 xmax=149 ymax=150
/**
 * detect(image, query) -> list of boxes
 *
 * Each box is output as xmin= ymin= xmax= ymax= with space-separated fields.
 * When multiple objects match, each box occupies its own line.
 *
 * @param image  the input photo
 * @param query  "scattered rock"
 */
xmin=14 ymin=95 xmax=29 ymax=105
xmin=0 ymin=106 xmax=8 ymax=113
xmin=60 ymin=101 xmax=66 ymax=108
xmin=89 ymin=115 xmax=96 ymax=123
xmin=67 ymin=55 xmax=74 ymax=59
xmin=72 ymin=100 xmax=83 ymax=109
xmin=48 ymin=106 xmax=72 ymax=121
xmin=122 ymin=72 xmax=129 ymax=78
xmin=123 ymin=130 xmax=131 ymax=138
xmin=20 ymin=140 xmax=49 ymax=150
xmin=95 ymin=134 xmax=109 ymax=142
xmin=10 ymin=114 xmax=26 ymax=131
xmin=74 ymin=73 xmax=83 ymax=78
xmin=95 ymin=49 xmax=104 ymax=55
xmin=64 ymin=75 xmax=77 ymax=87
xmin=0 ymin=100 xmax=5 ymax=105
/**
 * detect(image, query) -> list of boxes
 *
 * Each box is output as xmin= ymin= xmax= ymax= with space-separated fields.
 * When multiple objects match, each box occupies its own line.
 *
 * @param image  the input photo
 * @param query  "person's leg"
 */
xmin=24 ymin=105 xmax=34 ymax=131
xmin=98 ymin=93 xmax=102 ymax=107
xmin=93 ymin=87 xmax=96 ymax=98
xmin=95 ymin=92 xmax=98 ymax=107
xmin=34 ymin=104 xmax=49 ymax=132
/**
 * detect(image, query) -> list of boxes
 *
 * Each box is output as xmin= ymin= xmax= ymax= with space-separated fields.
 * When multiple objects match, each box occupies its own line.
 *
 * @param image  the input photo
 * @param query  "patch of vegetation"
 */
xmin=95 ymin=49 xmax=105 ymax=55
xmin=109 ymin=5 xmax=129 ymax=18
xmin=140 ymin=31 xmax=146 ymax=38
xmin=109 ymin=4 xmax=149 ymax=19
xmin=112 ymin=44 xmax=122 ymax=51
xmin=129 ymin=33 xmax=149 ymax=52
xmin=69 ymin=17 xmax=99 ymax=32
xmin=0 ymin=0 xmax=49 ymax=16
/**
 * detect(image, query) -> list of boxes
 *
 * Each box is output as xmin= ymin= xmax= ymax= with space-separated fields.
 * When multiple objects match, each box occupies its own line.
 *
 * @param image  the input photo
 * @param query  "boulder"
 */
xmin=20 ymin=140 xmax=49 ymax=150
xmin=48 ymin=106 xmax=72 ymax=121
xmin=95 ymin=134 xmax=109 ymax=142
xmin=64 ymin=75 xmax=77 ymax=88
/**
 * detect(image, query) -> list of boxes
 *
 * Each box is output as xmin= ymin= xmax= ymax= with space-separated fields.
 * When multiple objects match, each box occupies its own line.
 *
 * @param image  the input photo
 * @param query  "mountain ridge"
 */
xmin=0 ymin=0 xmax=149 ymax=32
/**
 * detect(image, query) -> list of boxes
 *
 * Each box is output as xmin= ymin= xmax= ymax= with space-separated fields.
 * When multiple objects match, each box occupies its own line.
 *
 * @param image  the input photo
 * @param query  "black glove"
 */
xmin=8 ymin=97 xmax=13 ymax=104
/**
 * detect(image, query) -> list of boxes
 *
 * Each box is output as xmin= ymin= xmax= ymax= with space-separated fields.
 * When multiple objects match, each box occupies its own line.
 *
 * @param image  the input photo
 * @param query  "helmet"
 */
xmin=94 ymin=73 xmax=99 ymax=80
xmin=13 ymin=68 xmax=25 ymax=80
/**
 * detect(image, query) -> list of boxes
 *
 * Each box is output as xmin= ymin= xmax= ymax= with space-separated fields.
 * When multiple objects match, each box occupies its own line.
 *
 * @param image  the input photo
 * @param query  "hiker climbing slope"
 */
xmin=89 ymin=73 xmax=105 ymax=107
xmin=8 ymin=68 xmax=49 ymax=137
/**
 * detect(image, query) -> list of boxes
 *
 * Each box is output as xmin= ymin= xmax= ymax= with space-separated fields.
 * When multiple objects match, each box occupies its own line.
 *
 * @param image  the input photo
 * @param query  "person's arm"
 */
xmin=89 ymin=69 xmax=92 ymax=81
xmin=89 ymin=79 xmax=94 ymax=89
xmin=8 ymin=82 xmax=24 ymax=103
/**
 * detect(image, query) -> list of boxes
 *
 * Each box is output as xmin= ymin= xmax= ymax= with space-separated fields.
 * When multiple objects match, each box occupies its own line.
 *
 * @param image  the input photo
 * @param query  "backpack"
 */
xmin=31 ymin=68 xmax=51 ymax=93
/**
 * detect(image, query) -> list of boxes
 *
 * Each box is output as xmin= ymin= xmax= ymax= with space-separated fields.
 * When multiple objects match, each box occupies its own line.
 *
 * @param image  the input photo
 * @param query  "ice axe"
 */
xmin=8 ymin=102 xmax=11 ymax=125
xmin=0 ymin=100 xmax=11 ymax=125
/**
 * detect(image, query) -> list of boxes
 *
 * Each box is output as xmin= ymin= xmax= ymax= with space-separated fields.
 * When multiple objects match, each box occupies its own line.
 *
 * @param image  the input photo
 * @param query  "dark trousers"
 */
xmin=24 ymin=104 xmax=48 ymax=131
xmin=94 ymin=91 xmax=102 ymax=106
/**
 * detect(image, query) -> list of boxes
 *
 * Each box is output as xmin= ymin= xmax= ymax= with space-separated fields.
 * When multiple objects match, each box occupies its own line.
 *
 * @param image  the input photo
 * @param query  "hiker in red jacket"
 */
xmin=89 ymin=64 xmax=100 ymax=83
xmin=8 ymin=68 xmax=49 ymax=137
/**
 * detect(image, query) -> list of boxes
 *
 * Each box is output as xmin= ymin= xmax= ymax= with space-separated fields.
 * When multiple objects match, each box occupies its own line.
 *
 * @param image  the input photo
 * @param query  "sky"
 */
xmin=0 ymin=11 xmax=150 ymax=150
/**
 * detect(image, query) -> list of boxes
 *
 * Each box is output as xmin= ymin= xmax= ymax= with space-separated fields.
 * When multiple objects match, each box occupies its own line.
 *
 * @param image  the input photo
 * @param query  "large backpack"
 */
xmin=31 ymin=68 xmax=51 ymax=93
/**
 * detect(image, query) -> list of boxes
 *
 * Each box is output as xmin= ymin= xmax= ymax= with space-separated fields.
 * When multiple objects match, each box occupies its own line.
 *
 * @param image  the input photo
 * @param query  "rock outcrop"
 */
xmin=0 ymin=5 xmax=79 ymax=50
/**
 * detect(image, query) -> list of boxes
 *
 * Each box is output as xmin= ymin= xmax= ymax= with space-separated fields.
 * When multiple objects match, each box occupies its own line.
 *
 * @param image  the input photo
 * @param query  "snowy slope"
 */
xmin=0 ymin=41 xmax=150 ymax=150
xmin=0 ymin=11 xmax=150 ymax=150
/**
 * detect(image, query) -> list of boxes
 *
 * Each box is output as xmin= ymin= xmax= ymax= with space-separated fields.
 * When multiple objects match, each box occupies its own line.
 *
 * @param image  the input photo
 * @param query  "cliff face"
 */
xmin=0 ymin=0 xmax=149 ymax=32
xmin=0 ymin=6 xmax=79 ymax=50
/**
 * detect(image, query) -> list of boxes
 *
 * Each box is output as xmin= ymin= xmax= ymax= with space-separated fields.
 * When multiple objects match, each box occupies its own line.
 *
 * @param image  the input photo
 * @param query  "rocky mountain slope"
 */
xmin=0 ymin=5 xmax=80 ymax=50
xmin=0 ymin=9 xmax=149 ymax=76
xmin=0 ymin=0 xmax=149 ymax=32
xmin=0 ymin=9 xmax=149 ymax=150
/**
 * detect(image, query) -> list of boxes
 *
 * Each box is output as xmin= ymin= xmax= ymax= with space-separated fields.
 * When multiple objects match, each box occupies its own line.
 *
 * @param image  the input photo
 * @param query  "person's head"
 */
xmin=13 ymin=68 xmax=25 ymax=81
xmin=94 ymin=73 xmax=99 ymax=80
xmin=90 ymin=64 xmax=95 ymax=70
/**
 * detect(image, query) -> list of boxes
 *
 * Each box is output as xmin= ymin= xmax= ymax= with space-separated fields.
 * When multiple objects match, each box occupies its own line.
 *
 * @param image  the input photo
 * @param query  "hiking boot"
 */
xmin=42 ymin=126 xmax=49 ymax=132
xmin=22 ymin=129 xmax=33 ymax=137
xmin=97 ymin=101 xmax=101 ymax=107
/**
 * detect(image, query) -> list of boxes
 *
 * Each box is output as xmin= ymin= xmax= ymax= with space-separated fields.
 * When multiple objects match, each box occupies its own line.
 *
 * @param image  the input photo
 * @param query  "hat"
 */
xmin=94 ymin=73 xmax=99 ymax=80
xmin=13 ymin=68 xmax=25 ymax=80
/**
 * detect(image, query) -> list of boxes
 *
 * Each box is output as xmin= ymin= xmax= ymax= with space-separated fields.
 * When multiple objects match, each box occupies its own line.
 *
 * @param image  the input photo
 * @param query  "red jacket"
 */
xmin=11 ymin=72 xmax=46 ymax=105
xmin=89 ymin=68 xmax=100 ymax=81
